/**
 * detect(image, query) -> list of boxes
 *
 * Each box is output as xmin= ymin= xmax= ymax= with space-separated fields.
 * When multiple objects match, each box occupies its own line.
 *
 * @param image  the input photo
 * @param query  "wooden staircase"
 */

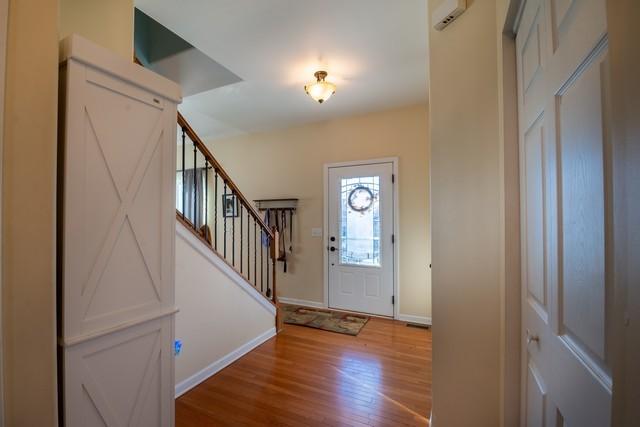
xmin=134 ymin=56 xmax=282 ymax=329
xmin=175 ymin=111 xmax=282 ymax=328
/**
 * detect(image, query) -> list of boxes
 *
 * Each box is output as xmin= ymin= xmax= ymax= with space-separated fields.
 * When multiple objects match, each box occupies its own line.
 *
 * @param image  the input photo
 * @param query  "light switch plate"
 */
xmin=311 ymin=228 xmax=323 ymax=237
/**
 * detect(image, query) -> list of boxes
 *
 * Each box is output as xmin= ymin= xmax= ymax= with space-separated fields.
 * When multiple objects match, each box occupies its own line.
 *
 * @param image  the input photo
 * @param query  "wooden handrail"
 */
xmin=177 ymin=112 xmax=274 ymax=239
xmin=134 ymin=56 xmax=277 ymax=306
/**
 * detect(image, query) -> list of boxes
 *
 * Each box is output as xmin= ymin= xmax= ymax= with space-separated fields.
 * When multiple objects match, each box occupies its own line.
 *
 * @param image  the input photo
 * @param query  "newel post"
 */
xmin=270 ymin=226 xmax=284 ymax=331
xmin=270 ymin=226 xmax=279 ymax=302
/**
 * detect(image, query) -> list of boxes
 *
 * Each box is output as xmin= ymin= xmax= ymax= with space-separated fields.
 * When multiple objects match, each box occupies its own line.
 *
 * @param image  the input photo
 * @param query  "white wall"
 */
xmin=174 ymin=223 xmax=276 ymax=395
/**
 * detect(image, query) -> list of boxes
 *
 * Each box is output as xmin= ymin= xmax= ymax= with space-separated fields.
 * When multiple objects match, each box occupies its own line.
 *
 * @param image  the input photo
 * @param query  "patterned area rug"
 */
xmin=281 ymin=304 xmax=369 ymax=336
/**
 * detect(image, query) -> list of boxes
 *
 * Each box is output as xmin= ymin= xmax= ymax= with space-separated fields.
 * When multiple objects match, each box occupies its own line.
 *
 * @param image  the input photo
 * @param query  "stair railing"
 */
xmin=176 ymin=112 xmax=278 ymax=304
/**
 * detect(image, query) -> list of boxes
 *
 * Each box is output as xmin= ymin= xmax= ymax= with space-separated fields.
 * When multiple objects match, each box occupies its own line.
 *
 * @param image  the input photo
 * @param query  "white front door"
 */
xmin=327 ymin=161 xmax=394 ymax=317
xmin=516 ymin=0 xmax=611 ymax=425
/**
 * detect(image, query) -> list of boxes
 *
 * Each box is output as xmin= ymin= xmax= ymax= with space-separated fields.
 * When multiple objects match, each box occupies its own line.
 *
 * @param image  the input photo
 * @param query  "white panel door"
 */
xmin=327 ymin=162 xmax=394 ymax=317
xmin=516 ymin=0 xmax=611 ymax=426
xmin=59 ymin=36 xmax=180 ymax=427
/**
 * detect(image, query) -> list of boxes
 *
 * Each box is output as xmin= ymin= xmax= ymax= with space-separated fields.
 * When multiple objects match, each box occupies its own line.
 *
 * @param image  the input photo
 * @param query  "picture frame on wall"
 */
xmin=223 ymin=193 xmax=238 ymax=218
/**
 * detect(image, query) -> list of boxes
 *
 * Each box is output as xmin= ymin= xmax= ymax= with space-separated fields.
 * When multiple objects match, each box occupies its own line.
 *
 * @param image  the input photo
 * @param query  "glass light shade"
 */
xmin=304 ymin=71 xmax=336 ymax=103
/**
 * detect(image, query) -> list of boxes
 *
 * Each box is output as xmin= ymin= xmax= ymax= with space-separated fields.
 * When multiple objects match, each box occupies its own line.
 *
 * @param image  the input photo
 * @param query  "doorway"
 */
xmin=514 ymin=0 xmax=612 ymax=425
xmin=324 ymin=159 xmax=397 ymax=317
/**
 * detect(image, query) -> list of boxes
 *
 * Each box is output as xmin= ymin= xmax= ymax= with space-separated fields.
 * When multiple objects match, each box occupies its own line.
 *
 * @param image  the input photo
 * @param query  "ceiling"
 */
xmin=135 ymin=0 xmax=428 ymax=141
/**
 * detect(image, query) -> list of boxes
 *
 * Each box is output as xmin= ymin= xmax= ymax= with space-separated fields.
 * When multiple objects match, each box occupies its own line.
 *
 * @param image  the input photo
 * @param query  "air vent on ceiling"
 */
xmin=432 ymin=0 xmax=467 ymax=31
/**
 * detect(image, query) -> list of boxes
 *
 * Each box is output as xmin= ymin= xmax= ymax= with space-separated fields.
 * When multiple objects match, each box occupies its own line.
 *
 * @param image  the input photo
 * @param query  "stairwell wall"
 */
xmin=174 ymin=222 xmax=276 ymax=396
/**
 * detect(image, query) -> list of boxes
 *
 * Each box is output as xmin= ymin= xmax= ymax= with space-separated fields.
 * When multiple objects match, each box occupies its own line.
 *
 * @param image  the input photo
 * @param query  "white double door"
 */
xmin=516 ymin=0 xmax=611 ymax=425
xmin=327 ymin=162 xmax=394 ymax=317
xmin=59 ymin=36 xmax=179 ymax=427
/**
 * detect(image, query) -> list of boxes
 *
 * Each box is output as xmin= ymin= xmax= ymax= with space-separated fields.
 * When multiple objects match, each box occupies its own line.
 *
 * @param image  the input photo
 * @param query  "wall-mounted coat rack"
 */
xmin=254 ymin=199 xmax=298 ymax=273
xmin=254 ymin=198 xmax=298 ymax=211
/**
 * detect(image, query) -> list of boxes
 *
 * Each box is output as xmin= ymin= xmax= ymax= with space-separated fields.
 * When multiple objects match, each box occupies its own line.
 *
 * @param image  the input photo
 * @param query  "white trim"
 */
xmin=508 ymin=0 xmax=526 ymax=36
xmin=60 ymin=35 xmax=181 ymax=103
xmin=277 ymin=297 xmax=326 ymax=309
xmin=323 ymin=157 xmax=400 ymax=320
xmin=175 ymin=326 xmax=276 ymax=398
xmin=176 ymin=222 xmax=277 ymax=316
xmin=62 ymin=307 xmax=179 ymax=347
xmin=397 ymin=314 xmax=432 ymax=326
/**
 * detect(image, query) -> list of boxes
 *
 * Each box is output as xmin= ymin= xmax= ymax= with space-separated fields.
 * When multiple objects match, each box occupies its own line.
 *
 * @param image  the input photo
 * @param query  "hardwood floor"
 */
xmin=176 ymin=317 xmax=432 ymax=427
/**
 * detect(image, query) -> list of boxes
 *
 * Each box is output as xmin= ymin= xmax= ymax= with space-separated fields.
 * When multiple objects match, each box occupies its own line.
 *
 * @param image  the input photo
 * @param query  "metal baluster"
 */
xmin=223 ymin=181 xmax=227 ymax=258
xmin=204 ymin=160 xmax=208 ymax=230
xmin=254 ymin=220 xmax=257 ymax=287
xmin=270 ymin=230 xmax=276 ymax=299
xmin=193 ymin=141 xmax=197 ymax=230
xmin=260 ymin=227 xmax=264 ymax=293
xmin=266 ymin=235 xmax=270 ymax=295
xmin=232 ymin=191 xmax=235 ymax=266
xmin=181 ymin=128 xmax=186 ymax=220
xmin=214 ymin=171 xmax=218 ymax=250
xmin=240 ymin=204 xmax=243 ymax=274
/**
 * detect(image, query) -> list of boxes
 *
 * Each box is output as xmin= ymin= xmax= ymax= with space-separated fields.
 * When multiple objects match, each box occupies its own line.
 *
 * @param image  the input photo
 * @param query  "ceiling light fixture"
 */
xmin=304 ymin=71 xmax=336 ymax=104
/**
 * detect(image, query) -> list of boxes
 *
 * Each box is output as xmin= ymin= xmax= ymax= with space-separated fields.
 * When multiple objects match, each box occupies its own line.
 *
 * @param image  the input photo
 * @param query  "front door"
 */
xmin=327 ymin=161 xmax=394 ymax=317
xmin=516 ymin=0 xmax=611 ymax=425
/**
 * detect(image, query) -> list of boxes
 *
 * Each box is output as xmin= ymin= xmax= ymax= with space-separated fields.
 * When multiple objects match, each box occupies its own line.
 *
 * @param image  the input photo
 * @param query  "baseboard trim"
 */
xmin=277 ymin=297 xmax=326 ymax=309
xmin=397 ymin=314 xmax=432 ymax=326
xmin=278 ymin=298 xmax=432 ymax=326
xmin=175 ymin=326 xmax=276 ymax=398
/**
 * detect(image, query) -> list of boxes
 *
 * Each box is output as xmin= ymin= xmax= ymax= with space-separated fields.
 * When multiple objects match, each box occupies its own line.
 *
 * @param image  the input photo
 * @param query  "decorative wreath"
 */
xmin=348 ymin=186 xmax=374 ymax=212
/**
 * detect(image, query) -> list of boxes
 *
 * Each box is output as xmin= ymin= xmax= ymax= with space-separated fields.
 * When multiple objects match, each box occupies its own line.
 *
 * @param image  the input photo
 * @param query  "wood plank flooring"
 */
xmin=176 ymin=317 xmax=432 ymax=426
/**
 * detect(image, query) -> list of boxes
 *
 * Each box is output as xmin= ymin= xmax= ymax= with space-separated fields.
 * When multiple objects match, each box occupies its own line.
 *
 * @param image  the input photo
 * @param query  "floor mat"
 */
xmin=281 ymin=304 xmax=369 ymax=336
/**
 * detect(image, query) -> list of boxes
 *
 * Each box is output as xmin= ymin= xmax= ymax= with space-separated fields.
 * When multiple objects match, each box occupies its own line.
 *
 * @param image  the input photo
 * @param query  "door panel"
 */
xmin=65 ymin=317 xmax=173 ymax=427
xmin=524 ymin=115 xmax=547 ymax=315
xmin=525 ymin=362 xmax=547 ymax=427
xmin=558 ymin=48 xmax=609 ymax=364
xmin=516 ymin=0 xmax=611 ymax=425
xmin=328 ymin=162 xmax=394 ymax=317
xmin=60 ymin=39 xmax=178 ymax=427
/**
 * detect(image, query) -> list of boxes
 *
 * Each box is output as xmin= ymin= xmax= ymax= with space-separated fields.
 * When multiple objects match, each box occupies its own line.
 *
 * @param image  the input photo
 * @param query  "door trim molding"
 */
xmin=323 ymin=157 xmax=399 ymax=320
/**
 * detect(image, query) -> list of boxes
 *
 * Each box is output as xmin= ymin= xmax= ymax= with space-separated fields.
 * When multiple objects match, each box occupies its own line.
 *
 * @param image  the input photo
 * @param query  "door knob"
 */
xmin=526 ymin=329 xmax=540 ymax=345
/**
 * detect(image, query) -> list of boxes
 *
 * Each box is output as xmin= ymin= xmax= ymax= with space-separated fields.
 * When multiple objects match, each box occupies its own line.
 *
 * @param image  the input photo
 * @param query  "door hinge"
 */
xmin=392 ymin=174 xmax=395 ymax=183
xmin=392 ymin=295 xmax=395 ymax=305
xmin=392 ymin=234 xmax=395 ymax=244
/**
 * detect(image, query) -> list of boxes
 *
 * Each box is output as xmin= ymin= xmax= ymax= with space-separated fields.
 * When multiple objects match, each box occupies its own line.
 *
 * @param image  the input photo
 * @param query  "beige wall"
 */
xmin=0 ymin=0 xmax=7 ymax=420
xmin=428 ymin=0 xmax=504 ymax=425
xmin=207 ymin=105 xmax=431 ymax=320
xmin=608 ymin=2 xmax=640 ymax=426
xmin=429 ymin=1 xmax=638 ymax=426
xmin=495 ymin=1 xmax=521 ymax=426
xmin=175 ymin=224 xmax=275 ymax=388
xmin=0 ymin=1 xmax=135 ymax=424
xmin=2 ymin=0 xmax=59 ymax=425
xmin=59 ymin=0 xmax=134 ymax=59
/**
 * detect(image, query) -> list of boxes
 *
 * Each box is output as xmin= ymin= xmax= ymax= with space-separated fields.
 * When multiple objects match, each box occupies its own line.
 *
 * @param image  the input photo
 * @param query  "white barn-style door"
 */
xmin=59 ymin=36 xmax=181 ymax=427
xmin=515 ymin=0 xmax=611 ymax=426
